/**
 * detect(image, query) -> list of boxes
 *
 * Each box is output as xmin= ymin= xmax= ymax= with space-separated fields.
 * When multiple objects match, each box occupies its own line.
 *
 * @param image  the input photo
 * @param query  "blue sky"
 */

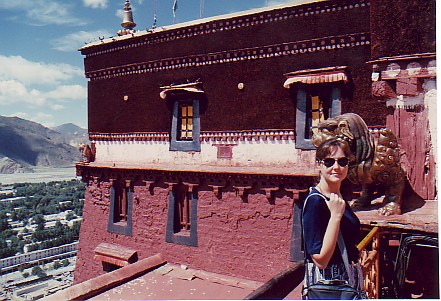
xmin=0 ymin=0 xmax=294 ymax=129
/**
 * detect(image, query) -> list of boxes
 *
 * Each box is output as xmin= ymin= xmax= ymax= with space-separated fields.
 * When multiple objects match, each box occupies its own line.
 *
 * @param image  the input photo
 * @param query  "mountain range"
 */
xmin=0 ymin=116 xmax=88 ymax=174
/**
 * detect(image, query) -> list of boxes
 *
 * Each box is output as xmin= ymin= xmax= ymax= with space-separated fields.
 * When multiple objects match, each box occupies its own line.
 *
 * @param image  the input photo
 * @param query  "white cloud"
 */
xmin=0 ymin=55 xmax=87 ymax=127
xmin=0 ymin=55 xmax=83 ymax=86
xmin=0 ymin=0 xmax=27 ymax=9
xmin=30 ymin=112 xmax=56 ymax=128
xmin=0 ymin=56 xmax=86 ymax=124
xmin=8 ymin=112 xmax=29 ymax=119
xmin=116 ymin=2 xmax=138 ymax=19
xmin=0 ymin=80 xmax=46 ymax=107
xmin=83 ymin=0 xmax=108 ymax=9
xmin=116 ymin=9 xmax=124 ymax=20
xmin=51 ymin=104 xmax=65 ymax=111
xmin=27 ymin=2 xmax=81 ymax=25
xmin=45 ymin=85 xmax=87 ymax=101
xmin=7 ymin=111 xmax=56 ymax=128
xmin=0 ymin=0 xmax=83 ymax=25
xmin=34 ymin=112 xmax=54 ymax=121
xmin=51 ymin=30 xmax=113 ymax=52
xmin=0 ymin=81 xmax=86 ymax=107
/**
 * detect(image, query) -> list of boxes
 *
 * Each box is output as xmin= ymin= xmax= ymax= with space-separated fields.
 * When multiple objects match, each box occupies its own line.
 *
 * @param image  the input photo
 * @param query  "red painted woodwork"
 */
xmin=386 ymin=107 xmax=436 ymax=200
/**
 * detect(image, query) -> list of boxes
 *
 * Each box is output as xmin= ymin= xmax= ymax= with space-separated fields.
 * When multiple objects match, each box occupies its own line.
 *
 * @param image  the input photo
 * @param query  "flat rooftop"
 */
xmin=89 ymin=263 xmax=263 ymax=300
xmin=356 ymin=198 xmax=438 ymax=234
xmin=46 ymin=198 xmax=437 ymax=301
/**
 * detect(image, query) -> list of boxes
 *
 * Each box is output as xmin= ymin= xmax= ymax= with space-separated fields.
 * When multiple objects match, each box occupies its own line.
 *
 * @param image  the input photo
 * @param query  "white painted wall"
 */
xmin=93 ymin=137 xmax=315 ymax=168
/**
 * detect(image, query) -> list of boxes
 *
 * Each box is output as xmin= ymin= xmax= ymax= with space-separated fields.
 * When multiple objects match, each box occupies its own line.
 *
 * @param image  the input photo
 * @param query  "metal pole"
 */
xmin=200 ymin=0 xmax=204 ymax=18
xmin=153 ymin=0 xmax=157 ymax=28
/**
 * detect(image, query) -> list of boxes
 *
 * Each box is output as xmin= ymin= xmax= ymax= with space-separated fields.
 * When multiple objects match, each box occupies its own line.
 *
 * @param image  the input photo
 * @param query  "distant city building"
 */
xmin=0 ymin=190 xmax=14 ymax=196
xmin=0 ymin=242 xmax=78 ymax=272
xmin=0 ymin=197 xmax=25 ymax=204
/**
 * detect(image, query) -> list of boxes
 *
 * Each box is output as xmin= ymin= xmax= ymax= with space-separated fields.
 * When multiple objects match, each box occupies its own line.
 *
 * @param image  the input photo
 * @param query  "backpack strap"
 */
xmin=337 ymin=232 xmax=356 ymax=287
xmin=301 ymin=192 xmax=325 ymax=260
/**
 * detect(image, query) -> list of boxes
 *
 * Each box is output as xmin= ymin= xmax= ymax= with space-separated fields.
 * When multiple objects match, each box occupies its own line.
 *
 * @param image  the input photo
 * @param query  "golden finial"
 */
xmin=118 ymin=0 xmax=136 ymax=36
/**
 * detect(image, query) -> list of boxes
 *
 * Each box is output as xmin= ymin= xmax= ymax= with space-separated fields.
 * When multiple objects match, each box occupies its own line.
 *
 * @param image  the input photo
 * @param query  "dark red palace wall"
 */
xmin=74 ymin=172 xmax=313 ymax=284
xmin=370 ymin=0 xmax=436 ymax=59
xmin=86 ymin=48 xmax=373 ymax=133
xmin=82 ymin=0 xmax=385 ymax=134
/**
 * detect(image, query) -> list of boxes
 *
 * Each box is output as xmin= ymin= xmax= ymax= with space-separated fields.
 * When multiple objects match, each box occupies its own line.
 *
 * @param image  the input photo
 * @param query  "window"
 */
xmin=304 ymin=88 xmax=331 ymax=140
xmin=108 ymin=179 xmax=133 ymax=236
xmin=284 ymin=67 xmax=348 ymax=149
xmin=114 ymin=182 xmax=128 ymax=223
xmin=178 ymin=101 xmax=194 ymax=141
xmin=170 ymin=99 xmax=201 ymax=151
xmin=295 ymin=85 xmax=342 ymax=149
xmin=176 ymin=184 xmax=191 ymax=233
xmin=166 ymin=183 xmax=198 ymax=246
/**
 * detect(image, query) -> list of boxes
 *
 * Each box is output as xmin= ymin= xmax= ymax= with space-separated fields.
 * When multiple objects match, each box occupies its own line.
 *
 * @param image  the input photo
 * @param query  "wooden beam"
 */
xmin=357 ymin=226 xmax=380 ymax=251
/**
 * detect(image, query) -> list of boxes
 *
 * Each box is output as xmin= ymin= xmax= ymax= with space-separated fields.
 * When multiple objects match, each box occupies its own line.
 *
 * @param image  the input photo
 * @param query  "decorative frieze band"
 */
xmin=77 ymin=164 xmax=316 ymax=201
xmin=90 ymin=132 xmax=170 ymax=141
xmin=83 ymin=0 xmax=369 ymax=58
xmin=86 ymin=32 xmax=370 ymax=81
xmin=89 ymin=128 xmax=387 ymax=143
xmin=89 ymin=130 xmax=296 ymax=142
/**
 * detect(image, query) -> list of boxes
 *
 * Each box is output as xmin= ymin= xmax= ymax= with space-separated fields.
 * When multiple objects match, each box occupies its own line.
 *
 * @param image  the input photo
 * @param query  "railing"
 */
xmin=357 ymin=226 xmax=380 ymax=299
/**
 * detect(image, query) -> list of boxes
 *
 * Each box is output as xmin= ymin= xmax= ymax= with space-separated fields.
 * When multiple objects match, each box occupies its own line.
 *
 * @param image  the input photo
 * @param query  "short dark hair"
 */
xmin=316 ymin=138 xmax=352 ymax=162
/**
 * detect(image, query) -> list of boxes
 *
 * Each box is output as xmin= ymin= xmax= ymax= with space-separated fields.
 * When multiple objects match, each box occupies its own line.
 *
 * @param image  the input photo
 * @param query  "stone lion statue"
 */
xmin=312 ymin=113 xmax=405 ymax=215
xmin=79 ymin=143 xmax=95 ymax=163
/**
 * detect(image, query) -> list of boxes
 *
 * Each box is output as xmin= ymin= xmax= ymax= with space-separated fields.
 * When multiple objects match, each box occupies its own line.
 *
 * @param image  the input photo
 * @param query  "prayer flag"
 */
xmin=172 ymin=0 xmax=178 ymax=18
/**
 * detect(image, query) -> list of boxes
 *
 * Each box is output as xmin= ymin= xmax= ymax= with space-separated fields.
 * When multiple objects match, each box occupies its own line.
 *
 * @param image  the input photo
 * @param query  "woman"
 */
xmin=302 ymin=138 xmax=365 ymax=297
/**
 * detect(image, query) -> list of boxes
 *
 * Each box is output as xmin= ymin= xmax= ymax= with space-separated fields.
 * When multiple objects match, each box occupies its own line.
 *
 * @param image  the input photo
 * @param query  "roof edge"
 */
xmin=80 ymin=0 xmax=326 ymax=51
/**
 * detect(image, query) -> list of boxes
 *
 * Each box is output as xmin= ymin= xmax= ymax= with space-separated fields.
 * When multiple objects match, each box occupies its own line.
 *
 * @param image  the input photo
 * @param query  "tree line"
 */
xmin=0 ymin=179 xmax=85 ymax=259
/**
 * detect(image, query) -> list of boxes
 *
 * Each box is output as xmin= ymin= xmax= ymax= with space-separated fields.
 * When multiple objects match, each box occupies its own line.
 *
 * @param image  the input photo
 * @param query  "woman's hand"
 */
xmin=325 ymin=193 xmax=346 ymax=220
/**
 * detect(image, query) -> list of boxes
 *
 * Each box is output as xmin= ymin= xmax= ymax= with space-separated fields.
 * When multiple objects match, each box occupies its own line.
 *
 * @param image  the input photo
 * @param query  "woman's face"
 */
xmin=318 ymin=145 xmax=349 ymax=184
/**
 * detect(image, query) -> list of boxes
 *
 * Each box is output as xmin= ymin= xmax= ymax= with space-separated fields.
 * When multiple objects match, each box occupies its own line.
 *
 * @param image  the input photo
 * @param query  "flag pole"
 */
xmin=200 ymin=0 xmax=204 ymax=18
xmin=152 ymin=0 xmax=157 ymax=28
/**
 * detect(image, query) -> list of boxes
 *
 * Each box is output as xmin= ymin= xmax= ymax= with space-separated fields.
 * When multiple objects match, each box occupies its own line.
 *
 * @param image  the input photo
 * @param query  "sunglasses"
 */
xmin=320 ymin=157 xmax=349 ymax=168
